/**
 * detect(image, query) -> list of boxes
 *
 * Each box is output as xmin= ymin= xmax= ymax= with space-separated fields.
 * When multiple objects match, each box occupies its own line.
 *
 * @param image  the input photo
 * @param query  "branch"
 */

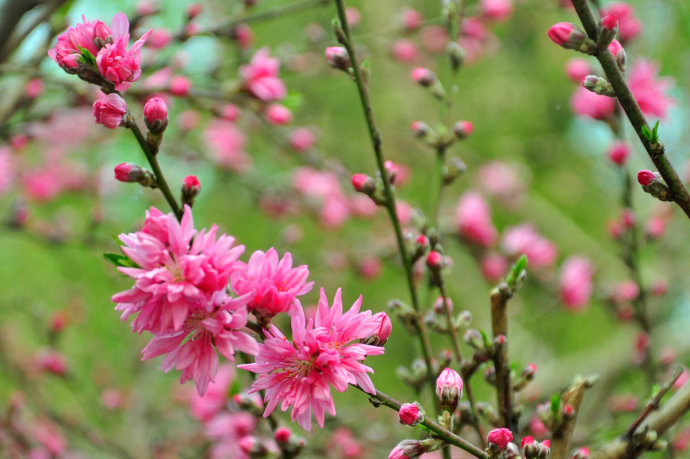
xmin=593 ymin=379 xmax=690 ymax=459
xmin=570 ymin=0 xmax=690 ymax=219
xmin=490 ymin=284 xmax=516 ymax=433
xmin=551 ymin=376 xmax=593 ymax=459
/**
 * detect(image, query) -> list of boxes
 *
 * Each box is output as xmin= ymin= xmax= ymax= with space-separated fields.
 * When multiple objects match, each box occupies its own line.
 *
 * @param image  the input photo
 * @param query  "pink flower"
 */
xmin=419 ymin=25 xmax=449 ymax=54
xmin=501 ymin=224 xmax=558 ymax=269
xmin=401 ymin=8 xmax=423 ymax=31
xmin=477 ymin=161 xmax=527 ymax=204
xmin=628 ymin=60 xmax=674 ymax=119
xmin=391 ymin=39 xmax=419 ymax=62
xmin=600 ymin=2 xmax=641 ymax=42
xmin=488 ymin=427 xmax=513 ymax=448
xmin=239 ymin=288 xmax=386 ymax=430
xmin=265 ymin=104 xmax=293 ymax=125
xmin=169 ymin=76 xmax=192 ymax=96
xmin=455 ymin=191 xmax=497 ymax=247
xmin=289 ymin=127 xmax=316 ymax=152
xmin=190 ymin=364 xmax=235 ymax=421
xmin=607 ymin=141 xmax=630 ymax=165
xmin=92 ymin=93 xmax=127 ymax=129
xmin=35 ymin=349 xmax=68 ymax=376
xmin=548 ymin=22 xmax=578 ymax=46
xmin=559 ymin=256 xmax=593 ymax=311
xmin=480 ymin=253 xmax=509 ymax=283
xmin=565 ymin=58 xmax=591 ymax=83
xmin=205 ymin=412 xmax=256 ymax=459
xmin=293 ymin=167 xmax=350 ymax=229
xmin=25 ymin=78 xmax=44 ymax=99
xmin=399 ymin=403 xmax=424 ymax=426
xmin=111 ymin=205 xmax=245 ymax=335
xmin=0 ymin=147 xmax=13 ymax=194
xmin=204 ymin=120 xmax=252 ymax=172
xmin=480 ymin=0 xmax=513 ymax=21
xmin=637 ymin=170 xmax=656 ymax=186
xmin=231 ymin=248 xmax=313 ymax=319
xmin=144 ymin=97 xmax=168 ymax=123
xmin=96 ymin=13 xmax=152 ymax=91
xmin=239 ymin=47 xmax=286 ymax=101
xmin=48 ymin=15 xmax=111 ymax=69
xmin=147 ymin=29 xmax=172 ymax=49
xmin=436 ymin=367 xmax=463 ymax=410
xmin=571 ymin=85 xmax=616 ymax=120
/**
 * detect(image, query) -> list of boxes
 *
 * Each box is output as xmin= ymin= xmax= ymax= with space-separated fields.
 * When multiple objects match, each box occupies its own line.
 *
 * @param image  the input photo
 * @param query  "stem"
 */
xmin=624 ymin=367 xmax=683 ymax=439
xmin=127 ymin=117 xmax=182 ymax=220
xmin=437 ymin=279 xmax=486 ymax=447
xmin=333 ymin=0 xmax=438 ymax=406
xmin=354 ymin=386 xmax=488 ymax=459
xmin=490 ymin=285 xmax=516 ymax=433
xmin=570 ymin=0 xmax=690 ymax=219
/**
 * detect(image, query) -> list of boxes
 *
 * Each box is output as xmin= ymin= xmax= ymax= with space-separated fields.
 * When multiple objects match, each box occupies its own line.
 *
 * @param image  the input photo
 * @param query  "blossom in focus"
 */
xmin=488 ymin=427 xmax=513 ymax=448
xmin=95 ymin=13 xmax=152 ymax=91
xmin=48 ymin=15 xmax=111 ymax=69
xmin=239 ymin=47 xmax=286 ymax=102
xmin=455 ymin=191 xmax=497 ymax=247
xmin=92 ymin=93 xmax=127 ymax=129
xmin=559 ymin=256 xmax=593 ymax=311
xmin=239 ymin=288 xmax=386 ymax=430
xmin=231 ymin=247 xmax=314 ymax=319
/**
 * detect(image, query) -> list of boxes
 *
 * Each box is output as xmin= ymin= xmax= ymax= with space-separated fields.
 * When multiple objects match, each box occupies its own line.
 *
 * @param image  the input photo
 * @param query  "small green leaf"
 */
xmin=506 ymin=254 xmax=527 ymax=289
xmin=78 ymin=46 xmax=96 ymax=66
xmin=551 ymin=392 xmax=561 ymax=417
xmin=651 ymin=121 xmax=660 ymax=143
xmin=479 ymin=329 xmax=491 ymax=348
xmin=103 ymin=253 xmax=139 ymax=268
xmin=641 ymin=125 xmax=652 ymax=141
xmin=651 ymin=383 xmax=661 ymax=399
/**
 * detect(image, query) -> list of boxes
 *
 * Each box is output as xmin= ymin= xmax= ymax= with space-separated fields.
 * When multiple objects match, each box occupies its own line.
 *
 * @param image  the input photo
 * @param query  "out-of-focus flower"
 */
xmin=480 ymin=0 xmax=513 ymax=21
xmin=455 ymin=191 xmax=497 ymax=247
xmin=239 ymin=47 xmax=286 ymax=101
xmin=559 ymin=256 xmax=593 ymax=311
xmin=204 ymin=120 xmax=252 ymax=172
xmin=600 ymin=2 xmax=641 ymax=42
xmin=502 ymin=224 xmax=558 ymax=269
xmin=289 ymin=127 xmax=316 ymax=152
xmin=488 ymin=428 xmax=513 ymax=448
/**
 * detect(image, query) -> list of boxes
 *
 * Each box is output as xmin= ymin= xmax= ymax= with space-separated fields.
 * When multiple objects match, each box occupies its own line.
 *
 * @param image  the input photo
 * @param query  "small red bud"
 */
xmin=275 ymin=427 xmax=291 ymax=443
xmin=602 ymin=14 xmax=618 ymax=31
xmin=637 ymin=170 xmax=656 ymax=186
xmin=426 ymin=251 xmax=443 ymax=269
xmin=411 ymin=67 xmax=436 ymax=86
xmin=547 ymin=22 xmax=576 ymax=46
xmin=453 ymin=120 xmax=474 ymax=139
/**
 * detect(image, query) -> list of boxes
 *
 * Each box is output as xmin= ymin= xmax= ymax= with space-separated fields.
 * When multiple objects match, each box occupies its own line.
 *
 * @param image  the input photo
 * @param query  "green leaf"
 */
xmin=103 ymin=253 xmax=139 ymax=268
xmin=506 ymin=254 xmax=527 ymax=289
xmin=479 ymin=329 xmax=491 ymax=348
xmin=281 ymin=92 xmax=304 ymax=113
xmin=78 ymin=46 xmax=97 ymax=66
xmin=551 ymin=392 xmax=561 ymax=418
xmin=641 ymin=125 xmax=652 ymax=141
xmin=651 ymin=120 xmax=660 ymax=143
xmin=651 ymin=383 xmax=661 ymax=399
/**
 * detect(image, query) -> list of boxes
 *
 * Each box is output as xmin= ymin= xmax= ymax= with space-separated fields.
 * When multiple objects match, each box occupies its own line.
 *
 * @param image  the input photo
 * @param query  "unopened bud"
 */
xmin=638 ymin=170 xmax=672 ymax=201
xmin=275 ymin=427 xmax=291 ymax=444
xmin=384 ymin=160 xmax=399 ymax=184
xmin=547 ymin=22 xmax=594 ymax=53
xmin=442 ymin=156 xmax=467 ymax=185
xmin=607 ymin=141 xmax=630 ymax=166
xmin=144 ymin=97 xmax=168 ymax=134
xmin=598 ymin=15 xmax=618 ymax=49
xmin=436 ymin=368 xmax=463 ymax=411
xmin=114 ymin=163 xmax=144 ymax=183
xmin=181 ymin=175 xmax=201 ymax=206
xmin=411 ymin=67 xmax=436 ymax=86
xmin=584 ymin=75 xmax=616 ymax=97
xmin=463 ymin=329 xmax=484 ymax=350
xmin=453 ymin=120 xmax=474 ymax=139
xmin=399 ymin=402 xmax=425 ymax=426
xmin=488 ymin=428 xmax=513 ymax=449
xmin=361 ymin=312 xmax=392 ymax=346
xmin=446 ymin=41 xmax=465 ymax=71
xmin=325 ymin=46 xmax=351 ymax=71
xmin=571 ymin=446 xmax=590 ymax=459
xmin=187 ymin=3 xmax=203 ymax=19
xmin=426 ymin=251 xmax=444 ymax=271
xmin=351 ymin=173 xmax=376 ymax=194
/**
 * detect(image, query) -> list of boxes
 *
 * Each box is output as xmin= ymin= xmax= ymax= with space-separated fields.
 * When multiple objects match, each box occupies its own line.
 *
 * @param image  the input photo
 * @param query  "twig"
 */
xmin=624 ymin=367 xmax=683 ymax=439
xmin=551 ymin=376 xmax=593 ymax=459
xmin=570 ymin=0 xmax=690 ymax=219
xmin=490 ymin=283 xmax=516 ymax=433
xmin=333 ymin=0 xmax=438 ymax=406
xmin=353 ymin=385 xmax=488 ymax=459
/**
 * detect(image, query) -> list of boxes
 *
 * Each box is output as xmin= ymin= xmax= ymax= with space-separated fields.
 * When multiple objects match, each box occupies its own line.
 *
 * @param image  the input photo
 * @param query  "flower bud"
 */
xmin=170 ymin=76 xmax=191 ymax=96
xmin=436 ymin=367 xmax=463 ymax=411
xmin=275 ymin=427 xmax=291 ymax=443
xmin=571 ymin=446 xmax=590 ymax=459
xmin=182 ymin=175 xmax=201 ymax=205
xmin=638 ymin=170 xmax=672 ymax=201
xmin=144 ymin=97 xmax=168 ymax=134
xmin=583 ymin=75 xmax=616 ymax=97
xmin=361 ymin=311 xmax=392 ymax=346
xmin=446 ymin=41 xmax=465 ymax=71
xmin=325 ymin=46 xmax=351 ymax=71
xmin=607 ymin=141 xmax=630 ymax=166
xmin=598 ymin=15 xmax=618 ymax=48
xmin=637 ymin=170 xmax=656 ymax=186
xmin=351 ymin=173 xmax=376 ymax=194
xmin=488 ymin=427 xmax=513 ymax=449
xmin=426 ymin=251 xmax=444 ymax=270
xmin=548 ymin=22 xmax=593 ymax=53
xmin=114 ymin=163 xmax=145 ymax=183
xmin=92 ymin=93 xmax=127 ymax=129
xmin=186 ymin=3 xmax=203 ymax=19
xmin=399 ymin=402 xmax=425 ymax=426
xmin=565 ymin=58 xmax=591 ymax=83
xmin=389 ymin=440 xmax=428 ymax=459
xmin=265 ymin=104 xmax=293 ymax=125
xmin=384 ymin=160 xmax=399 ymax=184
xmin=442 ymin=157 xmax=467 ymax=185
xmin=453 ymin=120 xmax=474 ymax=139
xmin=522 ymin=436 xmax=538 ymax=458
xmin=411 ymin=67 xmax=436 ymax=86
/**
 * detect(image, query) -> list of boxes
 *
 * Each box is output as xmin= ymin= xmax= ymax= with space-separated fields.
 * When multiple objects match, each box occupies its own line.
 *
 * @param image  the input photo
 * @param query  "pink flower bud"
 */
xmin=521 ymin=436 xmax=535 ymax=447
xmin=265 ymin=104 xmax=293 ymax=125
xmin=637 ymin=170 xmax=656 ymax=186
xmin=345 ymin=7 xmax=361 ymax=27
xmin=182 ymin=175 xmax=201 ymax=203
xmin=453 ymin=120 xmax=474 ymax=139
xmin=399 ymin=403 xmax=424 ymax=426
xmin=488 ymin=427 xmax=513 ymax=449
xmin=416 ymin=234 xmax=429 ymax=248
xmin=602 ymin=14 xmax=618 ymax=31
xmin=114 ymin=163 xmax=144 ymax=183
xmin=275 ymin=427 xmax=291 ymax=443
xmin=25 ymin=78 xmax=44 ymax=99
xmin=572 ymin=446 xmax=590 ymax=459
xmin=187 ymin=3 xmax=203 ymax=19
xmin=369 ymin=312 xmax=392 ymax=345
xmin=325 ymin=46 xmax=350 ymax=70
xmin=401 ymin=8 xmax=423 ymax=31
xmin=608 ymin=39 xmax=624 ymax=57
xmin=607 ymin=141 xmax=630 ymax=165
xmin=92 ymin=93 xmax=127 ymax=129
xmin=547 ymin=22 xmax=577 ymax=46
xmin=480 ymin=0 xmax=514 ymax=22
xmin=560 ymin=256 xmax=593 ymax=311
xmin=480 ymin=253 xmax=509 ymax=283
xmin=436 ymin=367 xmax=463 ymax=410
xmin=170 ymin=76 xmax=191 ymax=96
xmin=646 ymin=217 xmax=666 ymax=239
xmin=351 ymin=173 xmax=375 ymax=193
xmin=144 ymin=97 xmax=168 ymax=124
xmin=426 ymin=251 xmax=443 ymax=269
xmin=35 ymin=349 xmax=68 ymax=376
xmin=289 ymin=127 xmax=316 ymax=152
xmin=411 ymin=67 xmax=436 ymax=86
xmin=220 ymin=104 xmax=240 ymax=121
xmin=391 ymin=39 xmax=419 ymax=62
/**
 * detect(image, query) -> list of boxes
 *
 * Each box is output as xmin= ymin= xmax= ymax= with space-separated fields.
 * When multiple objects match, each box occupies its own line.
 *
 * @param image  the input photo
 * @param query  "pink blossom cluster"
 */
xmin=49 ymin=13 xmax=151 ymax=92
xmin=111 ymin=206 xmax=257 ymax=395
xmin=239 ymin=289 xmax=390 ymax=430
xmin=239 ymin=48 xmax=287 ymax=102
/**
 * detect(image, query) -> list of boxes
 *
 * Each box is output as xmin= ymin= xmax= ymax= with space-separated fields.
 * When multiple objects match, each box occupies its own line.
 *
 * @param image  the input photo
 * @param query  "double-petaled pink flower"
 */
xmin=96 ymin=13 xmax=151 ymax=91
xmin=231 ymin=248 xmax=314 ymax=319
xmin=239 ymin=47 xmax=286 ymax=102
xmin=239 ymin=288 xmax=387 ymax=430
xmin=48 ymin=15 xmax=111 ymax=69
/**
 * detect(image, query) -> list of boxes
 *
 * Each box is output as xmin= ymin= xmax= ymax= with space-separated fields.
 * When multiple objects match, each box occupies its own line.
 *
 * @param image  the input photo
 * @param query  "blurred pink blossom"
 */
xmin=204 ymin=120 xmax=252 ymax=173
xmin=559 ymin=256 xmax=593 ymax=311
xmin=455 ymin=191 xmax=497 ymax=247
xmin=239 ymin=47 xmax=286 ymax=102
xmin=502 ymin=224 xmax=558 ymax=269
